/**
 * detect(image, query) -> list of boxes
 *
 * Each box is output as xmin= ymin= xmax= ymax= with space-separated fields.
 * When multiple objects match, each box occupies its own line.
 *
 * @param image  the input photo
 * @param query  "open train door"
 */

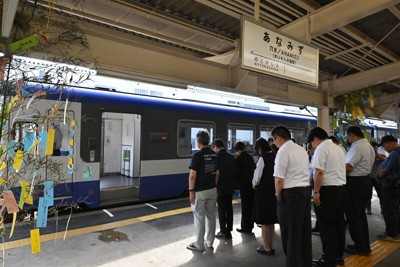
xmin=100 ymin=112 xmax=141 ymax=206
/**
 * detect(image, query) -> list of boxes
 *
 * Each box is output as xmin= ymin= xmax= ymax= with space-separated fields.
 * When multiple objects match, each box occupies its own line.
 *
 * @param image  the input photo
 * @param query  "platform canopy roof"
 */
xmin=20 ymin=0 xmax=400 ymax=122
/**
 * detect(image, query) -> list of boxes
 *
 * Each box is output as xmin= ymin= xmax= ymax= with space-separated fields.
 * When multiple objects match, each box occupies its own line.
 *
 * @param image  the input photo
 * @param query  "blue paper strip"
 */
xmin=37 ymin=197 xmax=48 ymax=228
xmin=44 ymin=181 xmax=54 ymax=207
xmin=7 ymin=140 xmax=17 ymax=158
xmin=24 ymin=132 xmax=35 ymax=152
xmin=39 ymin=131 xmax=47 ymax=154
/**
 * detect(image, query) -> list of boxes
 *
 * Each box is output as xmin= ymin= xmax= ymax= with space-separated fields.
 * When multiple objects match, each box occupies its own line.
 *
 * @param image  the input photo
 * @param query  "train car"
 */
xmin=13 ymin=86 xmax=316 ymax=208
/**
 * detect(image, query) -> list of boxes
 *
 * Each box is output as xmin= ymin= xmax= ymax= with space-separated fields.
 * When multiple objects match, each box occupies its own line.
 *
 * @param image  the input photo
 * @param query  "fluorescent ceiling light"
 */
xmin=2 ymin=0 xmax=19 ymax=38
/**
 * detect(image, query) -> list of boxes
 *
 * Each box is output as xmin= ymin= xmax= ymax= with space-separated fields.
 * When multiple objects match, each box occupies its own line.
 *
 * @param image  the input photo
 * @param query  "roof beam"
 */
xmin=280 ymin=0 xmax=400 ymax=41
xmin=330 ymin=61 xmax=400 ymax=96
xmin=375 ymin=92 xmax=400 ymax=105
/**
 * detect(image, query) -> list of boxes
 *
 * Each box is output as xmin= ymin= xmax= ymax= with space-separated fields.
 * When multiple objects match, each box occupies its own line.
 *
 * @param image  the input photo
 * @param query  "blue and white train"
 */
xmin=14 ymin=85 xmax=318 ymax=208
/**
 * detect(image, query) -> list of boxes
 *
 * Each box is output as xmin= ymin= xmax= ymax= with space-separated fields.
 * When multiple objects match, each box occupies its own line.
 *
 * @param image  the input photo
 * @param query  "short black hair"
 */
xmin=233 ymin=141 xmax=245 ymax=151
xmin=328 ymin=135 xmax=339 ymax=144
xmin=306 ymin=127 xmax=328 ymax=143
xmin=370 ymin=141 xmax=378 ymax=147
xmin=196 ymin=130 xmax=210 ymax=145
xmin=271 ymin=125 xmax=291 ymax=140
xmin=346 ymin=126 xmax=364 ymax=138
xmin=254 ymin=137 xmax=271 ymax=154
xmin=213 ymin=138 xmax=225 ymax=148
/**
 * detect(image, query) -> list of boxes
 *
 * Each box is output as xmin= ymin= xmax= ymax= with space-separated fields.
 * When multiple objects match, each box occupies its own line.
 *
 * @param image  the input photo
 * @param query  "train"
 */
xmin=10 ymin=84 xmax=320 ymax=208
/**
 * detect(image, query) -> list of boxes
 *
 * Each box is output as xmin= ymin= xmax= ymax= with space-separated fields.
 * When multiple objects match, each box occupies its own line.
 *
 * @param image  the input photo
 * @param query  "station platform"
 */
xmin=1 ymin=194 xmax=399 ymax=266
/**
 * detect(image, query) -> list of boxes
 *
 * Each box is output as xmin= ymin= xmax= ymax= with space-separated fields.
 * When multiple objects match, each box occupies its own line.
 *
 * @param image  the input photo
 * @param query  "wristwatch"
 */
xmin=189 ymin=188 xmax=195 ymax=192
xmin=313 ymin=191 xmax=319 ymax=195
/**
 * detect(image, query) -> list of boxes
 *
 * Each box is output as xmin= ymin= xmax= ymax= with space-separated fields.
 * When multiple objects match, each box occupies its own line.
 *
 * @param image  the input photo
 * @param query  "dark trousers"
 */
xmin=217 ymin=194 xmax=233 ymax=233
xmin=367 ymin=177 xmax=382 ymax=209
xmin=239 ymin=189 xmax=254 ymax=231
xmin=345 ymin=176 xmax=371 ymax=252
xmin=315 ymin=186 xmax=346 ymax=263
xmin=381 ymin=186 xmax=400 ymax=237
xmin=278 ymin=187 xmax=312 ymax=267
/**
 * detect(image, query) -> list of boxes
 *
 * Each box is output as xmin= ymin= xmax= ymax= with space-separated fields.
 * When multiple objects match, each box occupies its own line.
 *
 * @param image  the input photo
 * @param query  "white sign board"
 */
xmin=241 ymin=18 xmax=319 ymax=87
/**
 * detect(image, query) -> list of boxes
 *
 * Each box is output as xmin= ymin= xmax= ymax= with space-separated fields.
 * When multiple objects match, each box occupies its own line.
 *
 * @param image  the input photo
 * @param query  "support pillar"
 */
xmin=318 ymin=106 xmax=331 ymax=134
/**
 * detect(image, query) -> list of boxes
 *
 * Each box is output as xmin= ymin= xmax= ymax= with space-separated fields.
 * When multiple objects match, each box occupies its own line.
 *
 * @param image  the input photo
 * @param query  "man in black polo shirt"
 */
xmin=187 ymin=130 xmax=219 ymax=251
xmin=213 ymin=138 xmax=236 ymax=240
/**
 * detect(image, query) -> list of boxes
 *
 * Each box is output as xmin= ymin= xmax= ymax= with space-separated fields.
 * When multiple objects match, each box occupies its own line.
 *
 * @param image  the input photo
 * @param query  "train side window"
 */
xmin=227 ymin=124 xmax=255 ymax=153
xmin=177 ymin=120 xmax=215 ymax=157
xmin=11 ymin=122 xmax=38 ymax=151
xmin=260 ymin=125 xmax=273 ymax=140
xmin=289 ymin=127 xmax=306 ymax=145
xmin=260 ymin=125 xmax=306 ymax=145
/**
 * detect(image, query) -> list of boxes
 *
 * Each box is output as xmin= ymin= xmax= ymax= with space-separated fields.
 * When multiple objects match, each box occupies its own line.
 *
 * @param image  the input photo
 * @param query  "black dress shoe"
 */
xmin=344 ymin=246 xmax=371 ymax=256
xmin=312 ymin=258 xmax=336 ymax=267
xmin=336 ymin=256 xmax=344 ymax=266
xmin=215 ymin=232 xmax=226 ymax=239
xmin=236 ymin=228 xmax=252 ymax=234
xmin=312 ymin=226 xmax=319 ymax=233
xmin=257 ymin=246 xmax=275 ymax=256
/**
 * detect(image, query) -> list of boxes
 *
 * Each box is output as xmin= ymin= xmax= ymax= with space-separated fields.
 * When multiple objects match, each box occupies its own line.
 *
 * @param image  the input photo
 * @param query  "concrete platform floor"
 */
xmin=1 ymin=194 xmax=398 ymax=267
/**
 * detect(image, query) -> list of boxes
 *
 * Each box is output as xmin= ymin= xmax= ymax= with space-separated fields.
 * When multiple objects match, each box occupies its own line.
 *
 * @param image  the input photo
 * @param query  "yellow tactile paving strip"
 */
xmin=344 ymin=240 xmax=400 ymax=266
xmin=1 ymin=198 xmax=398 ymax=267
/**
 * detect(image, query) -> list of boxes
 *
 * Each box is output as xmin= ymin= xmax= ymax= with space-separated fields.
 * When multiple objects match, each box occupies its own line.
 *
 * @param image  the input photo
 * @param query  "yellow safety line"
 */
xmin=0 ymin=207 xmax=192 ymax=250
xmin=0 ymin=200 xmax=242 ymax=250
xmin=344 ymin=240 xmax=400 ymax=267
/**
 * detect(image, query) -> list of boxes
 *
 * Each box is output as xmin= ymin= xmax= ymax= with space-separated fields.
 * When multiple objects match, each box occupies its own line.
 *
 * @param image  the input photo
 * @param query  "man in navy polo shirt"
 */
xmin=187 ymin=130 xmax=219 ymax=251
xmin=377 ymin=135 xmax=400 ymax=242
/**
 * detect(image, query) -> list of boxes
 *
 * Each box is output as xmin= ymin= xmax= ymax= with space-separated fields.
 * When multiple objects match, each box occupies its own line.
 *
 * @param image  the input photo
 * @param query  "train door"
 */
xmin=100 ymin=112 xmax=141 ymax=206
xmin=47 ymin=111 xmax=75 ymax=202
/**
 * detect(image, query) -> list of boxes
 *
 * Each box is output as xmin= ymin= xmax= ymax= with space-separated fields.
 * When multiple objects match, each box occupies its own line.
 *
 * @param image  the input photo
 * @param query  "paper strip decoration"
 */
xmin=36 ymin=197 xmax=48 ymax=228
xmin=13 ymin=150 xmax=23 ymax=171
xmin=39 ymin=131 xmax=47 ymax=154
xmin=2 ymin=190 xmax=19 ymax=213
xmin=46 ymin=129 xmax=55 ymax=155
xmin=9 ymin=35 xmax=39 ymax=53
xmin=18 ymin=180 xmax=29 ymax=209
xmin=24 ymin=132 xmax=35 ymax=152
xmin=30 ymin=228 xmax=41 ymax=254
xmin=10 ymin=212 xmax=17 ymax=238
xmin=44 ymin=181 xmax=54 ymax=207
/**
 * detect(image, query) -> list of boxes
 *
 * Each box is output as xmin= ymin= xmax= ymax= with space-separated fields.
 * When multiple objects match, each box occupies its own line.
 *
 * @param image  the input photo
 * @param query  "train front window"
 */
xmin=227 ymin=124 xmax=255 ymax=153
xmin=177 ymin=120 xmax=215 ymax=157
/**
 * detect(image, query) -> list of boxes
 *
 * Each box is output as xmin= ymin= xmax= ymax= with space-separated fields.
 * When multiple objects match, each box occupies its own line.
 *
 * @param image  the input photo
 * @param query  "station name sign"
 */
xmin=241 ymin=18 xmax=319 ymax=87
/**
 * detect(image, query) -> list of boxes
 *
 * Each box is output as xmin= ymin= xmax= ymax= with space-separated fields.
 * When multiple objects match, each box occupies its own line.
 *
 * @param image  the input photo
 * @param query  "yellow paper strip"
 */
xmin=9 ymin=212 xmax=17 ymax=239
xmin=18 ymin=180 xmax=29 ymax=209
xmin=71 ymin=120 xmax=75 ymax=127
xmin=13 ymin=150 xmax=23 ymax=171
xmin=0 ymin=178 xmax=4 ymax=184
xmin=0 ymin=162 xmax=6 ymax=171
xmin=30 ymin=229 xmax=41 ymax=254
xmin=46 ymin=129 xmax=55 ymax=155
xmin=69 ymin=139 xmax=74 ymax=146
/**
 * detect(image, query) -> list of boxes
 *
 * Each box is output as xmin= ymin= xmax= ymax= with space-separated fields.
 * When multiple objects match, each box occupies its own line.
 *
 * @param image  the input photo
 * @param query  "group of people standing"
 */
xmin=186 ymin=125 xmax=400 ymax=267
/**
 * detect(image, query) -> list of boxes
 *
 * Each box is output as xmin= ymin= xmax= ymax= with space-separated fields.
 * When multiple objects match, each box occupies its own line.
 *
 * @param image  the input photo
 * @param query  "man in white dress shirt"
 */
xmin=272 ymin=125 xmax=311 ymax=267
xmin=308 ymin=127 xmax=347 ymax=267
xmin=344 ymin=126 xmax=375 ymax=256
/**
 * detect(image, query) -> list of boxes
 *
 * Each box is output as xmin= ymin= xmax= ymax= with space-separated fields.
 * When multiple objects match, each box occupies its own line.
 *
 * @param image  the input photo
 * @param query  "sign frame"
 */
xmin=241 ymin=17 xmax=319 ymax=87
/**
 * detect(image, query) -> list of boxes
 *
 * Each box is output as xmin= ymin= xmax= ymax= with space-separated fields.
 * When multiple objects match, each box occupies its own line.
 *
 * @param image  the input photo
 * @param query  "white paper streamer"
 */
xmin=63 ymin=206 xmax=73 ymax=241
xmin=63 ymin=98 xmax=68 ymax=125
